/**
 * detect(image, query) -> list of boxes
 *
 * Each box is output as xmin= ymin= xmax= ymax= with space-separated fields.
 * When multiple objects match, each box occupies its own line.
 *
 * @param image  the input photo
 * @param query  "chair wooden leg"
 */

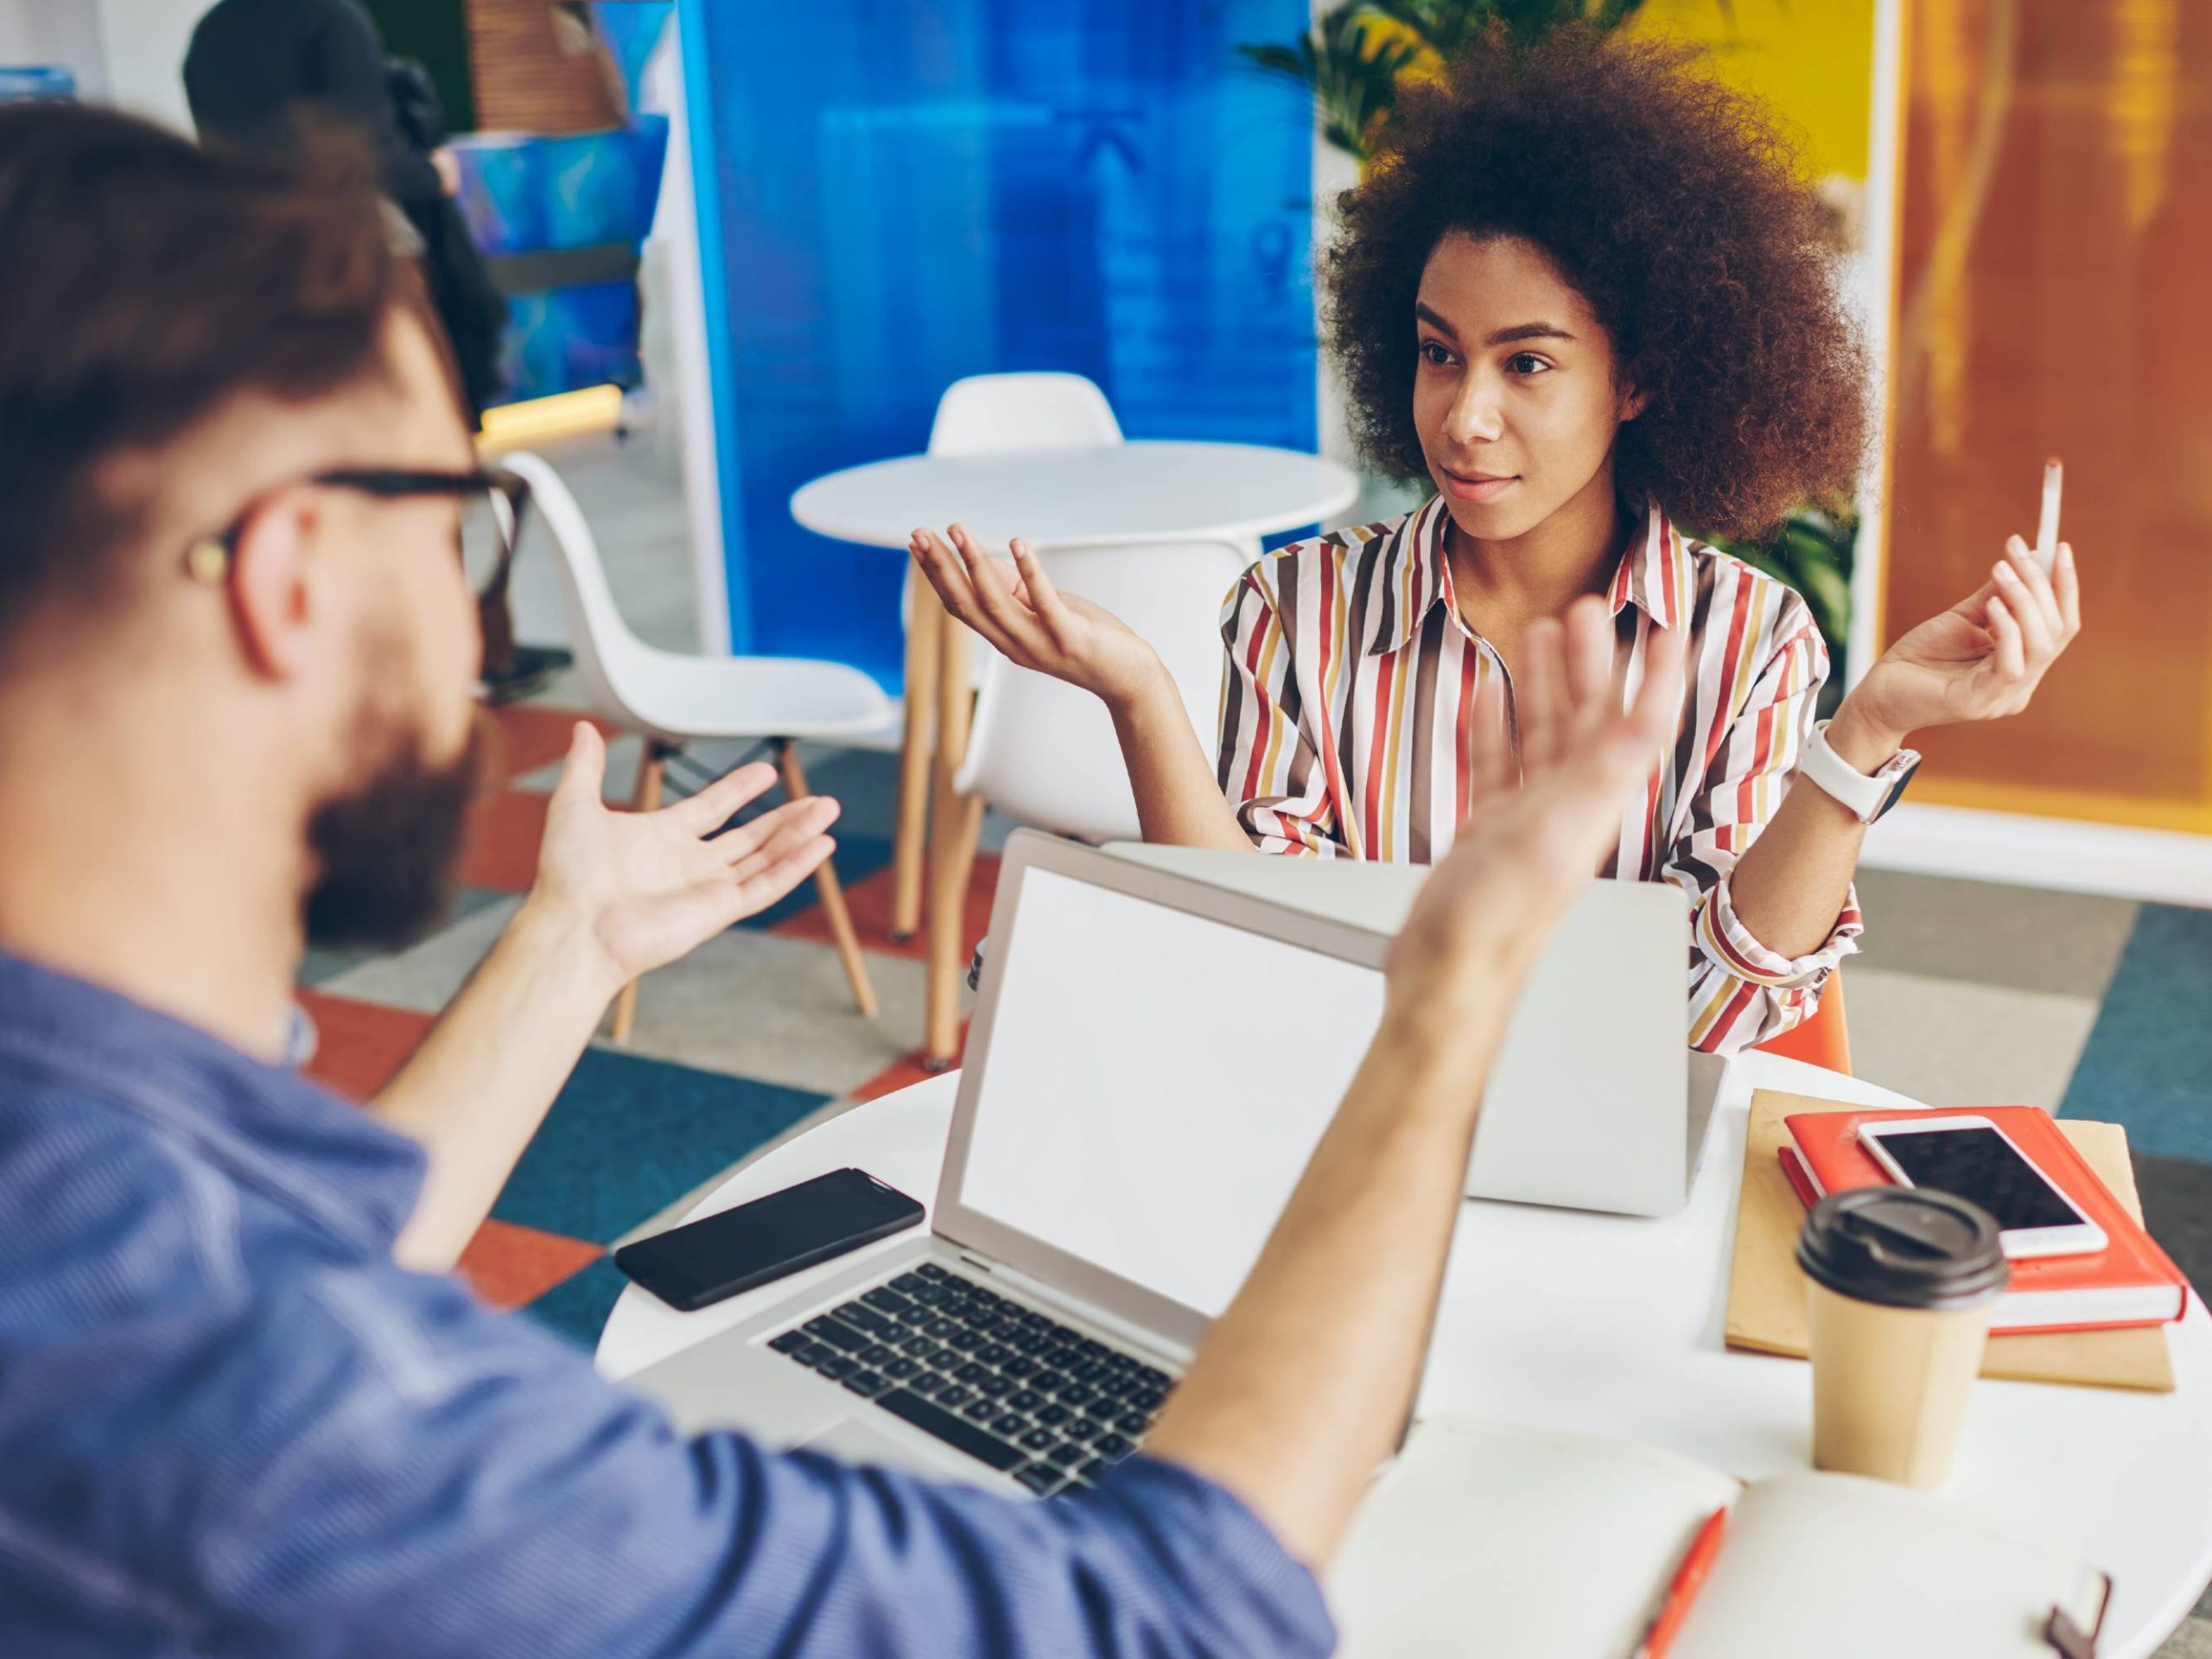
xmin=777 ymin=741 xmax=880 ymax=1020
xmin=924 ymin=793 xmax=984 ymax=1069
xmin=607 ymin=742 xmax=666 ymax=1044
xmin=891 ymin=576 xmax=944 ymax=944
xmin=923 ymin=619 xmax=980 ymax=1071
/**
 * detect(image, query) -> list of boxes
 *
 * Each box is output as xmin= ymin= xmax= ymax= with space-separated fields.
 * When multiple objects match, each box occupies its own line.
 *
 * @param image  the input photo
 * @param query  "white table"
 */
xmin=790 ymin=439 xmax=1359 ymax=556
xmin=600 ymin=1051 xmax=2212 ymax=1659
xmin=791 ymin=440 xmax=1361 ymax=1065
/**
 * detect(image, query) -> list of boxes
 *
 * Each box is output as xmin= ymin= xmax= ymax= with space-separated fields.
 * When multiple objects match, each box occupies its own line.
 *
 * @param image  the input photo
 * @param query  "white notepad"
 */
xmin=1328 ymin=1416 xmax=2107 ymax=1658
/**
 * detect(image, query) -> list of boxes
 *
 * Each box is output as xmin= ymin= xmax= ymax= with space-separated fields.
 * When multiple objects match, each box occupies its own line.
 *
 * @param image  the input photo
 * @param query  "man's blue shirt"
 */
xmin=0 ymin=949 xmax=1332 ymax=1656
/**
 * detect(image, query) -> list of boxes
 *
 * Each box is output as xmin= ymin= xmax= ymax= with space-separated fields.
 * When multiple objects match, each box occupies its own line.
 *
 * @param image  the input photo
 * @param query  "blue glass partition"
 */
xmin=677 ymin=0 xmax=1315 ymax=683
xmin=453 ymin=119 xmax=671 ymax=405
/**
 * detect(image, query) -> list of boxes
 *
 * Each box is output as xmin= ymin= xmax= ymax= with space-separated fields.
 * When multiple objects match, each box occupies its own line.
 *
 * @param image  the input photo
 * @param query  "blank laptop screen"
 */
xmin=952 ymin=867 xmax=1388 ymax=1320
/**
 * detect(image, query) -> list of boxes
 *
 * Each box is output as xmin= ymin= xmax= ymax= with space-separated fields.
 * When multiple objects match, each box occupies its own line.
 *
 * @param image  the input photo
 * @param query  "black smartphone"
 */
xmin=613 ymin=1168 xmax=925 ymax=1313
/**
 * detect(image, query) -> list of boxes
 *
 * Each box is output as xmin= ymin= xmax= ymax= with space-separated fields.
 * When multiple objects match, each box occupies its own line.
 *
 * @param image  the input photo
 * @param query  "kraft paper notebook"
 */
xmin=1725 ymin=1089 xmax=2176 ymax=1392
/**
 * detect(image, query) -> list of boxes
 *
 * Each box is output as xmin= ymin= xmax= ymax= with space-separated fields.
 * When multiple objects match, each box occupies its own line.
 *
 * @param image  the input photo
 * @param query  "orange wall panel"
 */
xmin=1885 ymin=0 xmax=2212 ymax=830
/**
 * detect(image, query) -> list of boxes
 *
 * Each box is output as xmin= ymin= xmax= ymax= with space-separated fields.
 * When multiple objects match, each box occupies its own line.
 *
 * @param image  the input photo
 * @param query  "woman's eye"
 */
xmin=1507 ymin=353 xmax=1552 ymax=376
xmin=1418 ymin=339 xmax=1455 ymax=367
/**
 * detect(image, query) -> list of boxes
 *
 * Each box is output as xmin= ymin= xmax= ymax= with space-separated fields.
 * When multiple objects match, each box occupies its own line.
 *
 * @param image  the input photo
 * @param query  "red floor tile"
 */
xmin=851 ymin=1026 xmax=969 ymax=1102
xmin=479 ymin=702 xmax=620 ymax=787
xmin=456 ymin=1218 xmax=606 ymax=1310
xmin=296 ymin=991 xmax=437 ymax=1103
xmin=455 ymin=789 xmax=553 ymax=895
xmin=774 ymin=852 xmax=1001 ymax=964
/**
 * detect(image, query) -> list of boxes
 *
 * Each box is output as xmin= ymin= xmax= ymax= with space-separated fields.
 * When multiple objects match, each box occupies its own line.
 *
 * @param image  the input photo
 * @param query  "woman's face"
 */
xmin=1412 ymin=231 xmax=1643 ymax=544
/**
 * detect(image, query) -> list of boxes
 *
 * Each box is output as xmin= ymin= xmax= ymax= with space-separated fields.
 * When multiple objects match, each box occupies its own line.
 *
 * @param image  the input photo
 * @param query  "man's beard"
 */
xmin=303 ymin=715 xmax=484 ymax=951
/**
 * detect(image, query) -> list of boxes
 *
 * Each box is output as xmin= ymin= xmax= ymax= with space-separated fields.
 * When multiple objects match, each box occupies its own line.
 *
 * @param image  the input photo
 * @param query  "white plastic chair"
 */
xmin=926 ymin=372 xmax=1122 ymax=455
xmin=900 ymin=372 xmax=1126 ymax=658
xmin=953 ymin=537 xmax=1246 ymax=842
xmin=892 ymin=372 xmax=1127 ymax=945
xmin=502 ymin=449 xmax=892 ymax=1040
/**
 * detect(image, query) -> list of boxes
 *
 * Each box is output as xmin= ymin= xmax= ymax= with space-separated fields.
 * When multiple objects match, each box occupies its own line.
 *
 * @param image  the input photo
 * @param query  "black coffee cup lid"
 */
xmin=1796 ymin=1187 xmax=2009 ymax=1310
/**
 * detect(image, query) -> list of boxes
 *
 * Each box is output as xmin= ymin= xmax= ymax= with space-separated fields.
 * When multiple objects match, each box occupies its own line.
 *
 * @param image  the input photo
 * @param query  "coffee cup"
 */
xmin=1796 ymin=1186 xmax=2009 ymax=1490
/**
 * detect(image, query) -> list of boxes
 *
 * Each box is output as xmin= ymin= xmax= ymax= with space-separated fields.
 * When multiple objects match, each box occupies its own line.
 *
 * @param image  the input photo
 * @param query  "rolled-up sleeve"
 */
xmin=1662 ymin=618 xmax=1863 ymax=1054
xmin=1215 ymin=567 xmax=1344 ymax=858
xmin=165 ymin=1263 xmax=1334 ymax=1659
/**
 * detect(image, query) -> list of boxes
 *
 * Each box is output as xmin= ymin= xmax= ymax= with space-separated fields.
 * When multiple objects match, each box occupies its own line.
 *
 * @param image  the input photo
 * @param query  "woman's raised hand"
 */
xmin=909 ymin=524 xmax=1167 ymax=711
xmin=1842 ymin=534 xmax=2082 ymax=747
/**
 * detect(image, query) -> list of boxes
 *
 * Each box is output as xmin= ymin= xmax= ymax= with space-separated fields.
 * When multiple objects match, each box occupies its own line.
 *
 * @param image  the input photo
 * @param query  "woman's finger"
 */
xmin=1993 ymin=558 xmax=2055 ymax=664
xmin=911 ymin=529 xmax=983 ymax=619
xmin=2052 ymin=542 xmax=2081 ymax=637
xmin=1008 ymin=539 xmax=1078 ymax=649
xmin=1516 ymin=617 xmax=1569 ymax=772
xmin=947 ymin=524 xmax=1038 ymax=643
xmin=2003 ymin=534 xmax=2066 ymax=641
xmin=1986 ymin=593 xmax=2026 ymax=683
xmin=914 ymin=529 xmax=1032 ymax=661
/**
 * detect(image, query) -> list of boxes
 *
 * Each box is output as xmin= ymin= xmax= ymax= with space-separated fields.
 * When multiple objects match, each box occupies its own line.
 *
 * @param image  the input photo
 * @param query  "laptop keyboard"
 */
xmin=766 ymin=1262 xmax=1174 ymax=1496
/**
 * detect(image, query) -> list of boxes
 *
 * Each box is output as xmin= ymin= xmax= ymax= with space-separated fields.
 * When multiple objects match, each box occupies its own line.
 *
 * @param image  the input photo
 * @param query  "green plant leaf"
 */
xmin=1236 ymin=43 xmax=1313 ymax=80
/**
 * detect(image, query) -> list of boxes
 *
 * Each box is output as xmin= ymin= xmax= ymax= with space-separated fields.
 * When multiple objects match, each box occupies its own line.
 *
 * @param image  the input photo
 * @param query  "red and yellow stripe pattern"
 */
xmin=1213 ymin=499 xmax=1860 ymax=1054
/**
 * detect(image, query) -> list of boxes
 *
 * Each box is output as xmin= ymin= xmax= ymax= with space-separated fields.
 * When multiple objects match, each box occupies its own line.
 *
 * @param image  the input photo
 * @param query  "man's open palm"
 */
xmin=530 ymin=724 xmax=839 ymax=992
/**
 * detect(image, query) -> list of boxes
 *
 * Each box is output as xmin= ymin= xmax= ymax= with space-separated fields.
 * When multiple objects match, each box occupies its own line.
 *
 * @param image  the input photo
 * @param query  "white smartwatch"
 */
xmin=1797 ymin=720 xmax=1920 ymax=824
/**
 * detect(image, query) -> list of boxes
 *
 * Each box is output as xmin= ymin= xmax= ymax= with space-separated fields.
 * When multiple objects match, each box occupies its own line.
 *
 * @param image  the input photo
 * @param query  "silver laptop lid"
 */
xmin=933 ymin=832 xmax=1395 ymax=1357
xmin=1097 ymin=842 xmax=1694 ymax=1216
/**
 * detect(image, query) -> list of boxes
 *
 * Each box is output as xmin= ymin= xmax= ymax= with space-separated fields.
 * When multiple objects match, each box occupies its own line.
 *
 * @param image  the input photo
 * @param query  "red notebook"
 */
xmin=1779 ymin=1106 xmax=2188 ymax=1334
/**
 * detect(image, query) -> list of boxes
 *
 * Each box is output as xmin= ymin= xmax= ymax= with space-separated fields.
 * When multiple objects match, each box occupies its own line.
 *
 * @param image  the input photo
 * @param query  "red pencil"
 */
xmin=1632 ymin=1503 xmax=1731 ymax=1659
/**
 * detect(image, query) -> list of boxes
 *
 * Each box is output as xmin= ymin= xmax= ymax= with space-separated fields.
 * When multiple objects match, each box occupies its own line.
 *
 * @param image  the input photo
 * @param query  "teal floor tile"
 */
xmin=798 ymin=747 xmax=904 ymax=841
xmin=522 ymin=1257 xmax=632 ymax=1348
xmin=2060 ymin=905 xmax=2212 ymax=1160
xmin=491 ymin=1046 xmax=827 ymax=1243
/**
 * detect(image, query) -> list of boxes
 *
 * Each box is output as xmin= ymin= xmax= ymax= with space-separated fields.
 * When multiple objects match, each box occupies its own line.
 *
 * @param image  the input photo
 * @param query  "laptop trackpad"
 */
xmin=798 ymin=1415 xmax=960 ymax=1478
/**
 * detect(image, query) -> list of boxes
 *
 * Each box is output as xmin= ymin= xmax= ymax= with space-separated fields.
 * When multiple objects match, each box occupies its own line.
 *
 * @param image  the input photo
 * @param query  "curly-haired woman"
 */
xmin=910 ymin=28 xmax=2079 ymax=1054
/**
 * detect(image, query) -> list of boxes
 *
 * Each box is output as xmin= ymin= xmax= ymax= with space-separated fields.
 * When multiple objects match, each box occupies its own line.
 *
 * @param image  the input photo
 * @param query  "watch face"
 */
xmin=1874 ymin=756 xmax=1920 ymax=821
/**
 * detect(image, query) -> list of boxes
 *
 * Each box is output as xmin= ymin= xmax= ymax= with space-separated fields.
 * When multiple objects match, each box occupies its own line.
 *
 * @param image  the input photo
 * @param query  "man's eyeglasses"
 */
xmin=183 ymin=466 xmax=534 ymax=601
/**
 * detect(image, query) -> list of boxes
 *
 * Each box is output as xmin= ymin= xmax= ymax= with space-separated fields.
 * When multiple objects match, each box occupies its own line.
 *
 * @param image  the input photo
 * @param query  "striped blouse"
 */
xmin=1213 ymin=496 xmax=1866 ymax=1055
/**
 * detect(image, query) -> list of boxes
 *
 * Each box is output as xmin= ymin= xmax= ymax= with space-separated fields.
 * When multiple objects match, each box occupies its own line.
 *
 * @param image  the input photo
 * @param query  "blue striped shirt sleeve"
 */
xmin=157 ymin=1258 xmax=1334 ymax=1658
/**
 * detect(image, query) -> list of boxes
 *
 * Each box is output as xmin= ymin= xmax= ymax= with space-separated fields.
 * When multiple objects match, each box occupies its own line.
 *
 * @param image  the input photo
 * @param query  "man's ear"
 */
xmin=226 ymin=489 xmax=321 ymax=680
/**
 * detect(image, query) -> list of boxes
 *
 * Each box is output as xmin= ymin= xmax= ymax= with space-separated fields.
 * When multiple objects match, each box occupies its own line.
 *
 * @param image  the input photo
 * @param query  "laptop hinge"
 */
xmin=952 ymin=1253 xmax=1195 ymax=1370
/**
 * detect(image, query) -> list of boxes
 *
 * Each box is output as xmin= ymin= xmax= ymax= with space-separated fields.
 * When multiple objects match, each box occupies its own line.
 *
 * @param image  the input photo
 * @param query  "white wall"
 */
xmin=1 ymin=0 xmax=213 ymax=126
xmin=0 ymin=0 xmax=114 ymax=99
xmin=92 ymin=0 xmax=211 ymax=129
xmin=643 ymin=7 xmax=733 ymax=654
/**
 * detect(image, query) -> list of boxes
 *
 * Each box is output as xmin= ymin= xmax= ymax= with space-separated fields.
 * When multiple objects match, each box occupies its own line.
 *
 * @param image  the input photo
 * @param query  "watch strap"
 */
xmin=1799 ymin=720 xmax=1920 ymax=824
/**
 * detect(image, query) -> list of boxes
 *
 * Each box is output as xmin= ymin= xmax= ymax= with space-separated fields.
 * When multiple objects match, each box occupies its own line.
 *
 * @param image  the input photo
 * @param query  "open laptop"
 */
xmin=628 ymin=831 xmax=1713 ymax=1500
xmin=1098 ymin=842 xmax=1719 ymax=1215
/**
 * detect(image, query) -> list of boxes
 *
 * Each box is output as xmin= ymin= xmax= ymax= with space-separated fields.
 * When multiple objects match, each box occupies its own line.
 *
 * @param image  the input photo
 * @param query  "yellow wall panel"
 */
xmin=1629 ymin=0 xmax=1877 ymax=180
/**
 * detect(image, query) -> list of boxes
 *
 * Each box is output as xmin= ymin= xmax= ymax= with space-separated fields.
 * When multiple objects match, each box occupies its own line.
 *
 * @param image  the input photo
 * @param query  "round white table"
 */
xmin=789 ymin=439 xmax=1360 ymax=553
xmin=791 ymin=439 xmax=1362 ymax=1067
xmin=600 ymin=1051 xmax=2212 ymax=1659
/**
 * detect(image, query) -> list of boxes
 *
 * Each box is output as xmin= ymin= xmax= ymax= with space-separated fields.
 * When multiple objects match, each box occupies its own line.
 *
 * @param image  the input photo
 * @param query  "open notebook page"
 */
xmin=1328 ymin=1416 xmax=1741 ymax=1656
xmin=1328 ymin=1417 xmax=2098 ymax=1659
xmin=1675 ymin=1471 xmax=2101 ymax=1659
